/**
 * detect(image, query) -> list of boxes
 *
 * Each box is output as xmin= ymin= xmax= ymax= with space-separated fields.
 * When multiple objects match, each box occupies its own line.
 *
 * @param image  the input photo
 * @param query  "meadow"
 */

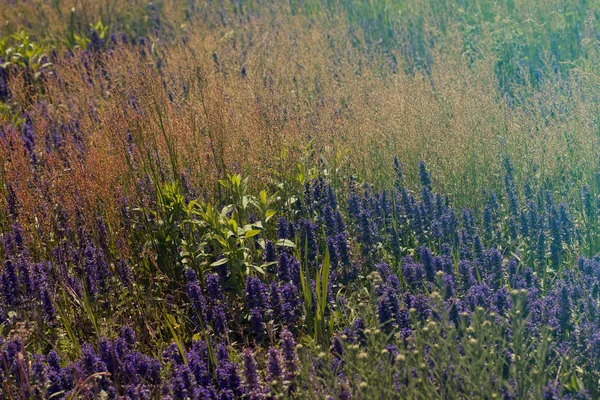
xmin=2 ymin=0 xmax=600 ymax=398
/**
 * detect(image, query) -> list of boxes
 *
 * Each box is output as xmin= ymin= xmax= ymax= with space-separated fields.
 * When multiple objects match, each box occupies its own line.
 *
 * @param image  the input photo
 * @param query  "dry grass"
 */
xmin=3 ymin=1 xmax=600 ymax=238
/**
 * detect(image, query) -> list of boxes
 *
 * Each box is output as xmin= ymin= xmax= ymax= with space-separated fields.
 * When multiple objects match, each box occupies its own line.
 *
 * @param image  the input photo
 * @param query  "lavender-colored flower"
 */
xmin=170 ymin=364 xmax=197 ymax=399
xmin=331 ymin=234 xmax=349 ymax=269
xmin=277 ymin=218 xmax=290 ymax=240
xmin=206 ymin=273 xmax=224 ymax=301
xmin=537 ymin=229 xmax=547 ymax=264
xmin=278 ymin=282 xmax=301 ymax=326
xmin=323 ymin=205 xmax=337 ymax=236
xmin=88 ymin=29 xmax=106 ymax=52
xmin=46 ymin=351 xmax=74 ymax=397
xmin=79 ymin=343 xmax=108 ymax=375
xmin=266 ymin=347 xmax=283 ymax=384
xmin=5 ymin=184 xmax=18 ymax=218
xmin=21 ymin=118 xmax=36 ymax=163
xmin=420 ymin=247 xmax=435 ymax=282
xmin=82 ymin=241 xmax=107 ymax=296
xmin=249 ymin=307 xmax=265 ymax=336
xmin=243 ymin=348 xmax=261 ymax=392
xmin=348 ymin=192 xmax=361 ymax=220
xmin=186 ymin=277 xmax=207 ymax=325
xmin=299 ymin=219 xmax=319 ymax=264
xmin=246 ymin=276 xmax=269 ymax=310
xmin=264 ymin=241 xmax=276 ymax=264
xmin=559 ymin=202 xmax=574 ymax=246
xmin=40 ymin=285 xmax=56 ymax=322
xmin=211 ymin=304 xmax=228 ymax=334
xmin=280 ymin=330 xmax=299 ymax=382
xmin=335 ymin=210 xmax=347 ymax=234
xmin=327 ymin=236 xmax=340 ymax=268
xmin=216 ymin=356 xmax=242 ymax=396
xmin=1 ymin=259 xmax=20 ymax=306
xmin=541 ymin=382 xmax=560 ymax=399
xmin=358 ymin=208 xmax=378 ymax=254
xmin=277 ymin=252 xmax=300 ymax=285
xmin=378 ymin=296 xmax=394 ymax=328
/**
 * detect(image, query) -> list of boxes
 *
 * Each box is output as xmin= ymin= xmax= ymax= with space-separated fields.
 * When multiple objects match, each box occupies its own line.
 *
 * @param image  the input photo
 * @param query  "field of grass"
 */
xmin=4 ymin=0 xmax=600 ymax=398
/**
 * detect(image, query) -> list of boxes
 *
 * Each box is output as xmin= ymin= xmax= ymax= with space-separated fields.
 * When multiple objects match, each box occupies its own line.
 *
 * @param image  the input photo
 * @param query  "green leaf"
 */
xmin=265 ymin=210 xmax=277 ymax=222
xmin=244 ymin=229 xmax=261 ymax=238
xmin=252 ymin=265 xmax=266 ymax=275
xmin=163 ymin=312 xmax=187 ymax=365
xmin=319 ymin=248 xmax=330 ymax=320
xmin=252 ymin=221 xmax=264 ymax=229
xmin=276 ymin=239 xmax=296 ymax=248
xmin=260 ymin=190 xmax=267 ymax=205
xmin=210 ymin=258 xmax=228 ymax=267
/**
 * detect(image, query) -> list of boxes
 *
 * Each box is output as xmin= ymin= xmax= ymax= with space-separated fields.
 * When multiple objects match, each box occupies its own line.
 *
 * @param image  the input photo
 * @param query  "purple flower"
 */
xmin=323 ymin=205 xmax=337 ymax=236
xmin=378 ymin=296 xmax=394 ymax=328
xmin=335 ymin=233 xmax=351 ymax=267
xmin=243 ymin=348 xmax=261 ymax=392
xmin=299 ymin=219 xmax=319 ymax=264
xmin=249 ymin=307 xmax=265 ymax=336
xmin=210 ymin=304 xmax=228 ymax=334
xmin=327 ymin=236 xmax=340 ymax=268
xmin=82 ymin=240 xmax=110 ymax=296
xmin=264 ymin=241 xmax=276 ymax=264
xmin=420 ymin=247 xmax=435 ymax=282
xmin=246 ymin=276 xmax=269 ymax=310
xmin=1 ymin=259 xmax=20 ymax=306
xmin=117 ymin=259 xmax=134 ymax=291
xmin=266 ymin=347 xmax=283 ymax=384
xmin=79 ymin=343 xmax=108 ymax=375
xmin=418 ymin=160 xmax=431 ymax=188
xmin=402 ymin=256 xmax=425 ymax=288
xmin=277 ymin=217 xmax=290 ymax=240
xmin=278 ymin=283 xmax=301 ymax=326
xmin=277 ymin=252 xmax=300 ymax=285
xmin=541 ymin=382 xmax=560 ymax=399
xmin=206 ymin=273 xmax=224 ymax=301
xmin=216 ymin=354 xmax=242 ymax=396
xmin=186 ymin=275 xmax=207 ymax=325
xmin=280 ymin=330 xmax=298 ymax=382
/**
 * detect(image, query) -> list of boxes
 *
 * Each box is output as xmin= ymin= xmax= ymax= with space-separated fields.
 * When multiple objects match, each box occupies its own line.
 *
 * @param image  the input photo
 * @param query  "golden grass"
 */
xmin=3 ymin=1 xmax=600 ymax=238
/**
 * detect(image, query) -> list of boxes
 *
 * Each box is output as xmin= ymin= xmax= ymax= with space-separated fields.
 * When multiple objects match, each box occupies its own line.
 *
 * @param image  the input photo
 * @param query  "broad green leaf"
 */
xmin=245 ymin=229 xmax=261 ymax=238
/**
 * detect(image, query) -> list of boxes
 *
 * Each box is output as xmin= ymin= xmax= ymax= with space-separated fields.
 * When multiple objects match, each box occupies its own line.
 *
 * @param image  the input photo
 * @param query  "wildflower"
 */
xmin=264 ymin=241 xmax=276 ymax=264
xmin=266 ymin=347 xmax=283 ymax=384
xmin=278 ymin=282 xmax=301 ymax=326
xmin=277 ymin=218 xmax=290 ymax=241
xmin=206 ymin=273 xmax=223 ymax=301
xmin=243 ymin=348 xmax=261 ymax=392
xmin=1 ymin=259 xmax=20 ymax=306
xmin=246 ymin=276 xmax=269 ymax=310
xmin=281 ymin=330 xmax=299 ymax=382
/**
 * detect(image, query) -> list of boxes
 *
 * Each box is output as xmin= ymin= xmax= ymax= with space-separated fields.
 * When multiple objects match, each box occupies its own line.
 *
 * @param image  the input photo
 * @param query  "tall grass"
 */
xmin=3 ymin=0 xmax=600 ymax=398
xmin=3 ymin=1 xmax=600 ymax=224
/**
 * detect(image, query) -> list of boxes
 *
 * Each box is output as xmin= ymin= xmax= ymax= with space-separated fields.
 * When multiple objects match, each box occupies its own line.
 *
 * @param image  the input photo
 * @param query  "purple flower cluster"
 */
xmin=186 ymin=269 xmax=228 ymax=334
xmin=4 ymin=158 xmax=600 ymax=398
xmin=0 ymin=223 xmax=56 ymax=323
